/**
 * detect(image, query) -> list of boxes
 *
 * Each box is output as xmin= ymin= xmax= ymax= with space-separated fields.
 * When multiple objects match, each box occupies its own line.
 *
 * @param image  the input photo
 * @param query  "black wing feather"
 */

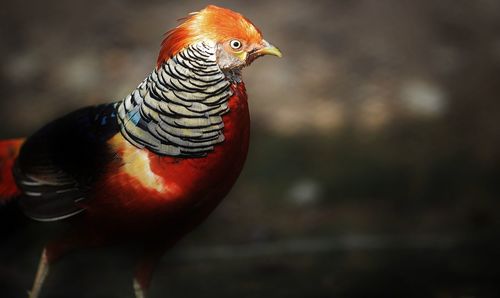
xmin=14 ymin=103 xmax=119 ymax=221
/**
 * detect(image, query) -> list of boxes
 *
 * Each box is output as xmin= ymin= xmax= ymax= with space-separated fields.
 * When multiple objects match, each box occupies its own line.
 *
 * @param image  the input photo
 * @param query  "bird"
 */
xmin=0 ymin=5 xmax=281 ymax=298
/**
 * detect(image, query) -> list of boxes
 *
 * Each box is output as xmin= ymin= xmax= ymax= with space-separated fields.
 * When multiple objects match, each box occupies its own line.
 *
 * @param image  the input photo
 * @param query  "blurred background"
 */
xmin=1 ymin=0 xmax=500 ymax=297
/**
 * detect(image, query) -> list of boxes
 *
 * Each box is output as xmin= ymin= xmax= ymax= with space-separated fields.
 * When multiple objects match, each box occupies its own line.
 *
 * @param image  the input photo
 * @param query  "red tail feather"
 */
xmin=0 ymin=139 xmax=24 ymax=203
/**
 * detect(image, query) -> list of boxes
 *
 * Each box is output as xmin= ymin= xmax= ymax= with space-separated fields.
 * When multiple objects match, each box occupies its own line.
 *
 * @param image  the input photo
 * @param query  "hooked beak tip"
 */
xmin=257 ymin=40 xmax=283 ymax=58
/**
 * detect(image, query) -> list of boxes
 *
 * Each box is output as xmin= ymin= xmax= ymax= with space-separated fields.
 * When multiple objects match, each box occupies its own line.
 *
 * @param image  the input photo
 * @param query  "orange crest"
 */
xmin=157 ymin=5 xmax=263 ymax=67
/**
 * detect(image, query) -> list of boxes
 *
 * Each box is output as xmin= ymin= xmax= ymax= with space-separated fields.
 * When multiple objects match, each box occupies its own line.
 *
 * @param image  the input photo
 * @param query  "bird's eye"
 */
xmin=230 ymin=39 xmax=242 ymax=50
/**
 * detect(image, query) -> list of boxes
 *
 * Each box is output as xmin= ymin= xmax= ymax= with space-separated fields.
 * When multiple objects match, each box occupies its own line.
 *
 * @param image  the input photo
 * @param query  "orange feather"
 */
xmin=0 ymin=139 xmax=24 ymax=202
xmin=157 ymin=5 xmax=263 ymax=67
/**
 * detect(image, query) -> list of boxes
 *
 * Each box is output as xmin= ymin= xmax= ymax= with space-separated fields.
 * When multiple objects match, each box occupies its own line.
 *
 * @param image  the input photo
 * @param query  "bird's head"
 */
xmin=157 ymin=5 xmax=281 ymax=72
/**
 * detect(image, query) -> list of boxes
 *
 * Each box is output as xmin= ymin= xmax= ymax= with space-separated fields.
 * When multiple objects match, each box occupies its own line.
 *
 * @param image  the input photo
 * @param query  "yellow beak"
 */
xmin=256 ymin=40 xmax=282 ymax=58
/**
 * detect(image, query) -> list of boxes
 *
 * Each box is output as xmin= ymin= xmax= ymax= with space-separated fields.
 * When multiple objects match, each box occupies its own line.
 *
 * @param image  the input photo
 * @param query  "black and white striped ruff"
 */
xmin=117 ymin=41 xmax=233 ymax=157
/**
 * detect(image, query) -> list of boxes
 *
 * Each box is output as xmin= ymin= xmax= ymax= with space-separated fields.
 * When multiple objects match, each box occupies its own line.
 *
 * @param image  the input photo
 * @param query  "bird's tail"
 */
xmin=0 ymin=139 xmax=24 ymax=204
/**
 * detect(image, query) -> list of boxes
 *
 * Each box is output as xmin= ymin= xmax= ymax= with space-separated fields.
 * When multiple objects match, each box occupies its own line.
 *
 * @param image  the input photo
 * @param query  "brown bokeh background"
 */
xmin=1 ymin=0 xmax=500 ymax=297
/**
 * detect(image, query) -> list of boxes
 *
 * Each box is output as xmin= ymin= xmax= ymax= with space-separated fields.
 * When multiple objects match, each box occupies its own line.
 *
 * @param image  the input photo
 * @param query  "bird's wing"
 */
xmin=14 ymin=103 xmax=119 ymax=221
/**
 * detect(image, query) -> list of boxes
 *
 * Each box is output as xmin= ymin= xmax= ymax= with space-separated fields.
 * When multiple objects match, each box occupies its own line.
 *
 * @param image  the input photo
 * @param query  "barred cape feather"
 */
xmin=118 ymin=41 xmax=232 ymax=157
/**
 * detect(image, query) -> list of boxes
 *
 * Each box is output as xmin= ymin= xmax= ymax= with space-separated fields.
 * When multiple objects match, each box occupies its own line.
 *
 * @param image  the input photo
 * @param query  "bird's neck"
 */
xmin=222 ymin=68 xmax=243 ymax=83
xmin=116 ymin=41 xmax=237 ymax=157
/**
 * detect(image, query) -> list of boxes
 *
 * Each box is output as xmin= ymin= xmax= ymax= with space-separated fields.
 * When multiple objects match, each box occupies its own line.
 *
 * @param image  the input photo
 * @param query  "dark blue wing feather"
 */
xmin=14 ymin=103 xmax=120 ymax=221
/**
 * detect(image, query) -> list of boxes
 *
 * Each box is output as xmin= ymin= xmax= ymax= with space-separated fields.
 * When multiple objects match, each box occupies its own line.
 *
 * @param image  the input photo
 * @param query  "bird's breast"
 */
xmin=90 ymin=83 xmax=250 ymax=220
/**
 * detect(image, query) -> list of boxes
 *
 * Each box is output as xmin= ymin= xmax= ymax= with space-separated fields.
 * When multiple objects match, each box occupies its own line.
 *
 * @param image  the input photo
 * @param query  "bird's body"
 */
xmin=74 ymin=82 xmax=250 ymax=248
xmin=0 ymin=5 xmax=280 ymax=298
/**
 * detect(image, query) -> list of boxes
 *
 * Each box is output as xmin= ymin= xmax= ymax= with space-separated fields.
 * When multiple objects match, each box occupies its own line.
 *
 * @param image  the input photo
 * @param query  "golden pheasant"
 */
xmin=0 ymin=5 xmax=281 ymax=297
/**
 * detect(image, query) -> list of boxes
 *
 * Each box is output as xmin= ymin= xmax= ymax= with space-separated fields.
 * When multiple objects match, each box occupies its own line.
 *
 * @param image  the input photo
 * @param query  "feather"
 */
xmin=15 ymin=104 xmax=120 ymax=221
xmin=117 ymin=42 xmax=231 ymax=157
